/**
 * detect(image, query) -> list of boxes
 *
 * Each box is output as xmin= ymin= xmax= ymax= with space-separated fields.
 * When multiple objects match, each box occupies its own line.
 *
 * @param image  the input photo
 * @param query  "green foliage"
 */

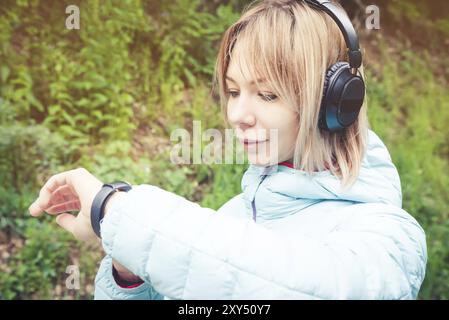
xmin=0 ymin=220 xmax=73 ymax=300
xmin=0 ymin=0 xmax=238 ymax=148
xmin=0 ymin=124 xmax=74 ymax=233
xmin=201 ymin=163 xmax=248 ymax=210
xmin=382 ymin=0 xmax=449 ymax=50
xmin=131 ymin=1 xmax=239 ymax=124
xmin=366 ymin=41 xmax=449 ymax=299
xmin=77 ymin=140 xmax=152 ymax=186
xmin=0 ymin=218 xmax=101 ymax=300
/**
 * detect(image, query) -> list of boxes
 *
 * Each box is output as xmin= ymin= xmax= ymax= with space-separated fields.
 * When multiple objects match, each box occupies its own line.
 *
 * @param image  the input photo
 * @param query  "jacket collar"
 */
xmin=241 ymin=130 xmax=402 ymax=221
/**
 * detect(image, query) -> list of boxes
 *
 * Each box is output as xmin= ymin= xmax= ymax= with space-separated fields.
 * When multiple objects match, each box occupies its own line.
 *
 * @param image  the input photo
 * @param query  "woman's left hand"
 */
xmin=28 ymin=167 xmax=103 ymax=243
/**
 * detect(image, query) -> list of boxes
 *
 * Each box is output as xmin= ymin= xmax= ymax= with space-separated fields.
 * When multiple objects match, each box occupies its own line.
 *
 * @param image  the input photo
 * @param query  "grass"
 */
xmin=365 ymin=39 xmax=449 ymax=299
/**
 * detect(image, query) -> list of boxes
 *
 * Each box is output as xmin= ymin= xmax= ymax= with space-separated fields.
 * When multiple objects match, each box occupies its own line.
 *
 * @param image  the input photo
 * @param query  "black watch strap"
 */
xmin=91 ymin=181 xmax=132 ymax=238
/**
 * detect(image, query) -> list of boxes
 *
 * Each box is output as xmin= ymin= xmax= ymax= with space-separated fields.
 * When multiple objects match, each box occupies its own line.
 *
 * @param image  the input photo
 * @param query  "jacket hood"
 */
xmin=241 ymin=129 xmax=402 ymax=221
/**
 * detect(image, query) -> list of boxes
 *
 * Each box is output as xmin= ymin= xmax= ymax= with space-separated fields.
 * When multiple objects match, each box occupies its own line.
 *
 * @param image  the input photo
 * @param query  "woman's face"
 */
xmin=225 ymin=51 xmax=299 ymax=166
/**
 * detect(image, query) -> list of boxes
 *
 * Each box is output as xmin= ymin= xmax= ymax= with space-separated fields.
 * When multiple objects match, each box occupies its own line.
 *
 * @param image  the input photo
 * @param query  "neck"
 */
xmin=278 ymin=160 xmax=294 ymax=169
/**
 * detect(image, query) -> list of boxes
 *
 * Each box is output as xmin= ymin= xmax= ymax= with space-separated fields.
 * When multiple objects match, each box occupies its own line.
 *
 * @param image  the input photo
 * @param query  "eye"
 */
xmin=226 ymin=90 xmax=240 ymax=98
xmin=259 ymin=92 xmax=278 ymax=102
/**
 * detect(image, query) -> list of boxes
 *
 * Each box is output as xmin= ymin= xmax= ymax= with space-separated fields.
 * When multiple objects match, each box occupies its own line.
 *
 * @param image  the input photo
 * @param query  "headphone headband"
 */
xmin=303 ymin=0 xmax=362 ymax=70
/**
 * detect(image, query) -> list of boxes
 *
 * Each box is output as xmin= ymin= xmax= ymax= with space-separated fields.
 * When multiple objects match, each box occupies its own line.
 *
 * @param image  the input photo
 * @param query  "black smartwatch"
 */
xmin=91 ymin=181 xmax=132 ymax=238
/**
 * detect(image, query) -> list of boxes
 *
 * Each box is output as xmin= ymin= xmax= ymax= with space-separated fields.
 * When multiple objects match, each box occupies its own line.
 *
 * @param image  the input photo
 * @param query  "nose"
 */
xmin=227 ymin=94 xmax=256 ymax=130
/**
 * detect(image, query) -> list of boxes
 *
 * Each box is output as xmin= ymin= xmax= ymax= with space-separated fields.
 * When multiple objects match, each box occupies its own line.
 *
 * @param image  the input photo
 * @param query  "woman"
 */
xmin=28 ymin=0 xmax=427 ymax=299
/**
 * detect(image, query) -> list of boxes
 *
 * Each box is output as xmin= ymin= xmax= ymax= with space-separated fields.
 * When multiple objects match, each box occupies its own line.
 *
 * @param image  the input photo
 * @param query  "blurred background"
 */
xmin=0 ymin=0 xmax=448 ymax=299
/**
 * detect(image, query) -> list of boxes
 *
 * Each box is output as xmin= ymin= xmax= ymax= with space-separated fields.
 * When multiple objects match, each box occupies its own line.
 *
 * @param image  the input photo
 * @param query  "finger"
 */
xmin=48 ymin=193 xmax=67 ymax=208
xmin=46 ymin=200 xmax=81 ymax=215
xmin=29 ymin=170 xmax=76 ymax=217
xmin=55 ymin=213 xmax=76 ymax=234
xmin=48 ymin=185 xmax=77 ymax=207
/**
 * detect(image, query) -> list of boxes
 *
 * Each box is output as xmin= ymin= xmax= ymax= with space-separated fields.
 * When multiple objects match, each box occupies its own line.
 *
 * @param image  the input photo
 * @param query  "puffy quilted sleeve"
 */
xmin=94 ymin=254 xmax=164 ymax=300
xmin=99 ymin=184 xmax=427 ymax=299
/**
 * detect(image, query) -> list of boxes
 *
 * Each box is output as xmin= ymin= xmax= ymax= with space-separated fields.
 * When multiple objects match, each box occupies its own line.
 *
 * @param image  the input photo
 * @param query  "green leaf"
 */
xmin=1 ymin=66 xmax=10 ymax=83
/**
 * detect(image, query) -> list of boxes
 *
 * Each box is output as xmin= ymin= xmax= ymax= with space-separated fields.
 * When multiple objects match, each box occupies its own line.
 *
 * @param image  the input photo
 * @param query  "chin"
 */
xmin=243 ymin=141 xmax=283 ymax=166
xmin=247 ymin=153 xmax=279 ymax=167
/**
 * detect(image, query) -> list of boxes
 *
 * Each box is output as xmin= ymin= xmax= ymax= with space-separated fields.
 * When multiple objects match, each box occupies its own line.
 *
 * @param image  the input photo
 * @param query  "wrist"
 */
xmin=103 ymin=191 xmax=127 ymax=218
xmin=91 ymin=181 xmax=132 ymax=238
xmin=112 ymin=260 xmax=143 ymax=284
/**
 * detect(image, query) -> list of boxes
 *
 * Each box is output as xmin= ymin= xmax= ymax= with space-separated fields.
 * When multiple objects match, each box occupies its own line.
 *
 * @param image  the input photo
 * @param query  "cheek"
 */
xmin=287 ymin=121 xmax=299 ymax=142
xmin=276 ymin=110 xmax=298 ymax=137
xmin=226 ymin=102 xmax=236 ymax=126
xmin=277 ymin=114 xmax=299 ymax=153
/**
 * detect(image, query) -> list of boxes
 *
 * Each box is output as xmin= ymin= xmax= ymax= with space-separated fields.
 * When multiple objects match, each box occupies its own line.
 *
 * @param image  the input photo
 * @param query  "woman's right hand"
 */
xmin=28 ymin=168 xmax=104 ymax=243
xmin=112 ymin=259 xmax=143 ymax=283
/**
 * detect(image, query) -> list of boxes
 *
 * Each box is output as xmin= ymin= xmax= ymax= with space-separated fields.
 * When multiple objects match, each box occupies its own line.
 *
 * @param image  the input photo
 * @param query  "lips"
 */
xmin=240 ymin=139 xmax=269 ymax=145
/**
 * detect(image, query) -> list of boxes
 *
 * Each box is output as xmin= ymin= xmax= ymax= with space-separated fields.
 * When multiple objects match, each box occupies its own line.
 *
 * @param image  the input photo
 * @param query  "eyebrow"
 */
xmin=225 ymin=76 xmax=266 ymax=85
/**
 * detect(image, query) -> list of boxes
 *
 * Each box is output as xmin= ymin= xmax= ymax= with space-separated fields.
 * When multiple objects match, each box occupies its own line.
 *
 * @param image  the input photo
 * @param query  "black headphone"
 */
xmin=303 ymin=0 xmax=365 ymax=132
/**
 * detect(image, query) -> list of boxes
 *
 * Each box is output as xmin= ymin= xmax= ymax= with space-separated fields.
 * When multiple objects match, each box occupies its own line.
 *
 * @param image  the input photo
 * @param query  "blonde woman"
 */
xmin=29 ymin=0 xmax=427 ymax=299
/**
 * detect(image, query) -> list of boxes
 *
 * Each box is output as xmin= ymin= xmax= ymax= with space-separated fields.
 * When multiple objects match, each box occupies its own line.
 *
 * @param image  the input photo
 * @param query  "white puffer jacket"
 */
xmin=94 ymin=129 xmax=427 ymax=299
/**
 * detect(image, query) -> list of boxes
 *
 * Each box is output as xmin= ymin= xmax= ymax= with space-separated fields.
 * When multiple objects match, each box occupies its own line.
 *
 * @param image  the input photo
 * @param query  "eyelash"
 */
xmin=227 ymin=90 xmax=239 ymax=98
xmin=226 ymin=90 xmax=278 ymax=102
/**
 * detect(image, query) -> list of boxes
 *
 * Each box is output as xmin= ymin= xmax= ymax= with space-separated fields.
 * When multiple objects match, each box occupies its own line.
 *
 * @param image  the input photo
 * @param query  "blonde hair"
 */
xmin=214 ymin=0 xmax=369 ymax=189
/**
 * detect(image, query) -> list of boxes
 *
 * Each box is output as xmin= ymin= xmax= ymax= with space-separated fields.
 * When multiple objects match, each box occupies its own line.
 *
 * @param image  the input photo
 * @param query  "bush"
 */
xmin=366 ymin=41 xmax=449 ymax=299
xmin=0 ymin=219 xmax=101 ymax=300
xmin=0 ymin=124 xmax=75 ymax=234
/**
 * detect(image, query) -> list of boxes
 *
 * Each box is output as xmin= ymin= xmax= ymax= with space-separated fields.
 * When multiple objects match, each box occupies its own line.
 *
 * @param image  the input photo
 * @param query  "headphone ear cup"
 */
xmin=322 ymin=62 xmax=348 ymax=96
xmin=319 ymin=62 xmax=365 ymax=132
xmin=319 ymin=62 xmax=348 ymax=131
